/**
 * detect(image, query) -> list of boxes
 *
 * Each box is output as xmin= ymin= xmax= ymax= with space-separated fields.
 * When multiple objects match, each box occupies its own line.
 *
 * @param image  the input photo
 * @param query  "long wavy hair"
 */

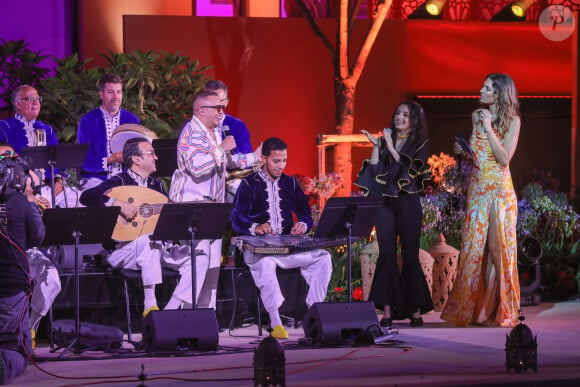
xmin=388 ymin=101 xmax=428 ymax=144
xmin=485 ymin=73 xmax=520 ymax=137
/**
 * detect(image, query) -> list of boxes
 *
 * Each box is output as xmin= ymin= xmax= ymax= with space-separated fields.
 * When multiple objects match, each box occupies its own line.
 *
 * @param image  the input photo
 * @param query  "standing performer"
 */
xmin=441 ymin=73 xmax=521 ymax=327
xmin=169 ymin=90 xmax=260 ymax=310
xmin=355 ymin=101 xmax=433 ymax=327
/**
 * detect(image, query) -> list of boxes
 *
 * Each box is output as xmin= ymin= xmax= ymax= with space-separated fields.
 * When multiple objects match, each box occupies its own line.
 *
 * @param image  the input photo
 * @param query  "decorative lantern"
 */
xmin=505 ymin=313 xmax=538 ymax=373
xmin=254 ymin=330 xmax=286 ymax=386
xmin=426 ymin=233 xmax=459 ymax=311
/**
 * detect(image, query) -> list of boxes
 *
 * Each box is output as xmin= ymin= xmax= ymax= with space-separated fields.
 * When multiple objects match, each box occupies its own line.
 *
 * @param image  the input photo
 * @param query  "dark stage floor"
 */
xmin=12 ymin=300 xmax=580 ymax=386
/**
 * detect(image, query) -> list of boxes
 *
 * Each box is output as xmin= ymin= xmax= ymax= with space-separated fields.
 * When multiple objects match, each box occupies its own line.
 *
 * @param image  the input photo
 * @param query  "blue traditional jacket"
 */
xmin=0 ymin=116 xmax=59 ymax=152
xmin=231 ymin=169 xmax=313 ymax=236
xmin=220 ymin=114 xmax=252 ymax=155
xmin=76 ymin=108 xmax=139 ymax=178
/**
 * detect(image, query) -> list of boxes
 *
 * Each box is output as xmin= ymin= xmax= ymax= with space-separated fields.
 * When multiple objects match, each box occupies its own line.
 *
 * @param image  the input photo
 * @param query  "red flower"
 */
xmin=352 ymin=287 xmax=363 ymax=301
xmin=335 ymin=287 xmax=345 ymax=294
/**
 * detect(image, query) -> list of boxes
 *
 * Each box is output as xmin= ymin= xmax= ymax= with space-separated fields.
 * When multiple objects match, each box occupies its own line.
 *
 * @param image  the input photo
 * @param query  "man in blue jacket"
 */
xmin=77 ymin=74 xmax=139 ymax=189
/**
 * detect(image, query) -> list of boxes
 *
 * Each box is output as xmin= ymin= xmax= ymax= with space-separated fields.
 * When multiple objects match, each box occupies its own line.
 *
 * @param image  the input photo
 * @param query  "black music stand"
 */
xmin=151 ymin=202 xmax=234 ymax=308
xmin=314 ymin=196 xmax=382 ymax=301
xmin=151 ymin=139 xmax=177 ymax=178
xmin=20 ymin=144 xmax=89 ymax=206
xmin=42 ymin=207 xmax=120 ymax=357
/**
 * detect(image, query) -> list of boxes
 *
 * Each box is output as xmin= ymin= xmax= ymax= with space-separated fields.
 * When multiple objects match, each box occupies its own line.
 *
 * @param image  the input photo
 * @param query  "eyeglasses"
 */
xmin=201 ymin=105 xmax=225 ymax=113
xmin=140 ymin=150 xmax=156 ymax=157
xmin=18 ymin=96 xmax=43 ymax=103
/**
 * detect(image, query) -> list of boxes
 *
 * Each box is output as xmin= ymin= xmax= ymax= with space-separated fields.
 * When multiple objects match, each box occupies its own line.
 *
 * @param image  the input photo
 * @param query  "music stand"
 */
xmin=313 ymin=196 xmax=383 ymax=301
xmin=42 ymin=207 xmax=120 ymax=357
xmin=151 ymin=202 xmax=234 ymax=308
xmin=151 ymin=139 xmax=178 ymax=178
xmin=20 ymin=144 xmax=89 ymax=206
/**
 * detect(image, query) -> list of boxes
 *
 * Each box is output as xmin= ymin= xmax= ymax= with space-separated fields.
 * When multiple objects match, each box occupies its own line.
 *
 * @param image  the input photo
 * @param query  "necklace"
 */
xmin=397 ymin=132 xmax=410 ymax=140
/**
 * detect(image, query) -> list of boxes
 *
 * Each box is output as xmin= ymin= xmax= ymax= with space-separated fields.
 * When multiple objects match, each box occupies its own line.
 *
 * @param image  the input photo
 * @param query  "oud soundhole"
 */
xmin=128 ymin=197 xmax=134 ymax=204
xmin=132 ymin=221 xmax=138 ymax=227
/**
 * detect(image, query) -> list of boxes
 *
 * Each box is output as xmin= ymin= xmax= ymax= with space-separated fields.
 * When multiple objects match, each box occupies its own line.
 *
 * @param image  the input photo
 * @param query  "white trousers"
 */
xmin=245 ymin=249 xmax=332 ymax=313
xmin=28 ymin=248 xmax=61 ymax=318
xmin=163 ymin=239 xmax=221 ymax=309
xmin=107 ymin=235 xmax=164 ymax=286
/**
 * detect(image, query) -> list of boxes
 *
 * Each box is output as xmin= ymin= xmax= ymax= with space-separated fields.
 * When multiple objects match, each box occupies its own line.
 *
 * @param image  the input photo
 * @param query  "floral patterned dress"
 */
xmin=441 ymin=129 xmax=520 ymax=327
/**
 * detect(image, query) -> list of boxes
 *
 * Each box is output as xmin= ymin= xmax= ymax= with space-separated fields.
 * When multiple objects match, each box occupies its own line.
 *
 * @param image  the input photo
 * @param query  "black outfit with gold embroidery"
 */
xmin=355 ymin=136 xmax=433 ymax=317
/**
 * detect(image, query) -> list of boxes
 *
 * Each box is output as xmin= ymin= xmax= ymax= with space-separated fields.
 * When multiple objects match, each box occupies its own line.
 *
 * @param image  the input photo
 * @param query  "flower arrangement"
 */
xmin=295 ymin=172 xmax=368 ymax=302
xmin=517 ymin=182 xmax=580 ymax=299
xmin=421 ymin=154 xmax=472 ymax=249
xmin=294 ymin=172 xmax=343 ymax=227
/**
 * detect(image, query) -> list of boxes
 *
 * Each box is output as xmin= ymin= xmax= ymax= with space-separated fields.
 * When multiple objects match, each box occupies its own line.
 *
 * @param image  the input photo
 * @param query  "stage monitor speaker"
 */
xmin=302 ymin=302 xmax=379 ymax=346
xmin=142 ymin=309 xmax=219 ymax=352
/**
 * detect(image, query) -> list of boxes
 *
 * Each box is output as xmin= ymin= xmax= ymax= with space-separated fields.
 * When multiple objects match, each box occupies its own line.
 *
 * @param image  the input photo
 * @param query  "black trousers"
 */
xmin=369 ymin=194 xmax=433 ymax=316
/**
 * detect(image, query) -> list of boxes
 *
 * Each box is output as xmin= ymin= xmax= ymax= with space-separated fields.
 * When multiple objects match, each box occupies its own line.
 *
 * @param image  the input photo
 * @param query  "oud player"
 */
xmin=80 ymin=137 xmax=191 ymax=317
xmin=231 ymin=137 xmax=332 ymax=339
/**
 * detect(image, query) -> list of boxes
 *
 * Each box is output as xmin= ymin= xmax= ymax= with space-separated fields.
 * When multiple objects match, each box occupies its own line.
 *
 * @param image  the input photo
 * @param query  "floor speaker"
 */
xmin=142 ymin=309 xmax=219 ymax=352
xmin=302 ymin=302 xmax=379 ymax=346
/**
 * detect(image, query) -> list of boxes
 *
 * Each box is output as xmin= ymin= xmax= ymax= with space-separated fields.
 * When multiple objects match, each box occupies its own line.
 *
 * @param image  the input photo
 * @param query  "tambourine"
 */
xmin=110 ymin=123 xmax=159 ymax=153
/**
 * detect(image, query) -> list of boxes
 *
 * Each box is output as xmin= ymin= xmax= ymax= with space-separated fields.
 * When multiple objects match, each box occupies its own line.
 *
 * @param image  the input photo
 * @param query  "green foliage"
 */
xmin=0 ymin=39 xmax=50 ymax=112
xmin=518 ymin=182 xmax=580 ymax=258
xmin=325 ymin=240 xmax=366 ymax=302
xmin=36 ymin=49 xmax=211 ymax=142
xmin=39 ymin=55 xmax=100 ymax=142
xmin=101 ymin=50 xmax=210 ymax=138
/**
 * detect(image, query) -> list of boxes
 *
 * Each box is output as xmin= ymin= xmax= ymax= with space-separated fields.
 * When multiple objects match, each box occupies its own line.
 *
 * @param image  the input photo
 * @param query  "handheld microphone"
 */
xmin=223 ymin=125 xmax=230 ymax=137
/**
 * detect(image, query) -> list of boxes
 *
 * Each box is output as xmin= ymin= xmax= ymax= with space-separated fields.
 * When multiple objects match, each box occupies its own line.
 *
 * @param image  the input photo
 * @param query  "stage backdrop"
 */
xmin=123 ymin=16 xmax=573 ymax=191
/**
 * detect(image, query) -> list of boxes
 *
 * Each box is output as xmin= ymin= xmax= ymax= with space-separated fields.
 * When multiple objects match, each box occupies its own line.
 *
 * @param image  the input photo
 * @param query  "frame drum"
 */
xmin=110 ymin=123 xmax=159 ymax=153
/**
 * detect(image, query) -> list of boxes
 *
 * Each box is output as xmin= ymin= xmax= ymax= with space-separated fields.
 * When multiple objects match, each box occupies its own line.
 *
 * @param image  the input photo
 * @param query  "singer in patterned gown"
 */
xmin=441 ymin=73 xmax=521 ymax=327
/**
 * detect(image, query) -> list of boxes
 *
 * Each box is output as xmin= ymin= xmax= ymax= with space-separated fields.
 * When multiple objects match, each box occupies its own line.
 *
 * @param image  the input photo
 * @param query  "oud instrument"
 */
xmin=106 ymin=186 xmax=168 ymax=241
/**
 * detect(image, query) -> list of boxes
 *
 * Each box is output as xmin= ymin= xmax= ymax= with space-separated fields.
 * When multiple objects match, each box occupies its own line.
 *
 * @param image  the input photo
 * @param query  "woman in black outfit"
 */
xmin=355 ymin=101 xmax=433 ymax=327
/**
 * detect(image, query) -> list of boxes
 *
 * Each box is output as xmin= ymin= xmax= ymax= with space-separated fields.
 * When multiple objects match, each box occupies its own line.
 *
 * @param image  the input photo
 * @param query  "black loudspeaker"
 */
xmin=302 ymin=302 xmax=379 ymax=346
xmin=142 ymin=309 xmax=219 ymax=352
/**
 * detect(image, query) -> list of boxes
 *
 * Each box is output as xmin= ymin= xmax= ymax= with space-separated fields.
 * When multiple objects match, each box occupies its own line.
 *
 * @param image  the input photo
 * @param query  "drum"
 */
xmin=110 ymin=123 xmax=159 ymax=153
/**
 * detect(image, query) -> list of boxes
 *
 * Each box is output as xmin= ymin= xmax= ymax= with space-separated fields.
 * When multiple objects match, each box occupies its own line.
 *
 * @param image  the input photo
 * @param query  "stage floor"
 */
xmin=14 ymin=300 xmax=580 ymax=386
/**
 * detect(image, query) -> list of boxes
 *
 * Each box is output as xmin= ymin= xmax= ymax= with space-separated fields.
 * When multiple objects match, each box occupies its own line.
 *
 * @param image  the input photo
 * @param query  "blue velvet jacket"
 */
xmin=0 ymin=117 xmax=59 ymax=152
xmin=76 ymin=108 xmax=139 ymax=178
xmin=221 ymin=114 xmax=252 ymax=155
xmin=231 ymin=169 xmax=313 ymax=236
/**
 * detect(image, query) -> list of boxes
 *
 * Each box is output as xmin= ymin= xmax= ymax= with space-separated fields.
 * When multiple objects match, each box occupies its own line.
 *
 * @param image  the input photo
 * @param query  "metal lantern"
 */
xmin=254 ymin=332 xmax=286 ymax=386
xmin=505 ymin=313 xmax=538 ymax=373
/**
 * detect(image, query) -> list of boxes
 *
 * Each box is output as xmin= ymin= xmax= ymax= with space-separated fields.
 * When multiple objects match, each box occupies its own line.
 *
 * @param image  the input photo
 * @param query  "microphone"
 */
xmin=223 ymin=125 xmax=230 ymax=137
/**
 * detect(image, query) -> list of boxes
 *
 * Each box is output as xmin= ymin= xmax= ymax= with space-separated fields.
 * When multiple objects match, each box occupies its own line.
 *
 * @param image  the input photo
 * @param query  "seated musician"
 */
xmin=80 ymin=137 xmax=191 ymax=317
xmin=231 ymin=137 xmax=332 ymax=339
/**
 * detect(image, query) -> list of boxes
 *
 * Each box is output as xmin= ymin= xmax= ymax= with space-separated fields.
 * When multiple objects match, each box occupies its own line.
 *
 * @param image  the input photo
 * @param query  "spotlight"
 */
xmin=408 ymin=0 xmax=447 ymax=19
xmin=492 ymin=0 xmax=536 ymax=22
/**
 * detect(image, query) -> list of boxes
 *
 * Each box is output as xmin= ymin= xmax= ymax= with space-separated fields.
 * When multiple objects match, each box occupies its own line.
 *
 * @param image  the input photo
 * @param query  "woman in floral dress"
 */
xmin=441 ymin=73 xmax=521 ymax=327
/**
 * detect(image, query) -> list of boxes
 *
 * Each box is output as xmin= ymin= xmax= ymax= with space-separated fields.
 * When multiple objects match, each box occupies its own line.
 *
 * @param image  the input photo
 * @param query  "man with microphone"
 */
xmin=204 ymin=80 xmax=255 ymax=202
